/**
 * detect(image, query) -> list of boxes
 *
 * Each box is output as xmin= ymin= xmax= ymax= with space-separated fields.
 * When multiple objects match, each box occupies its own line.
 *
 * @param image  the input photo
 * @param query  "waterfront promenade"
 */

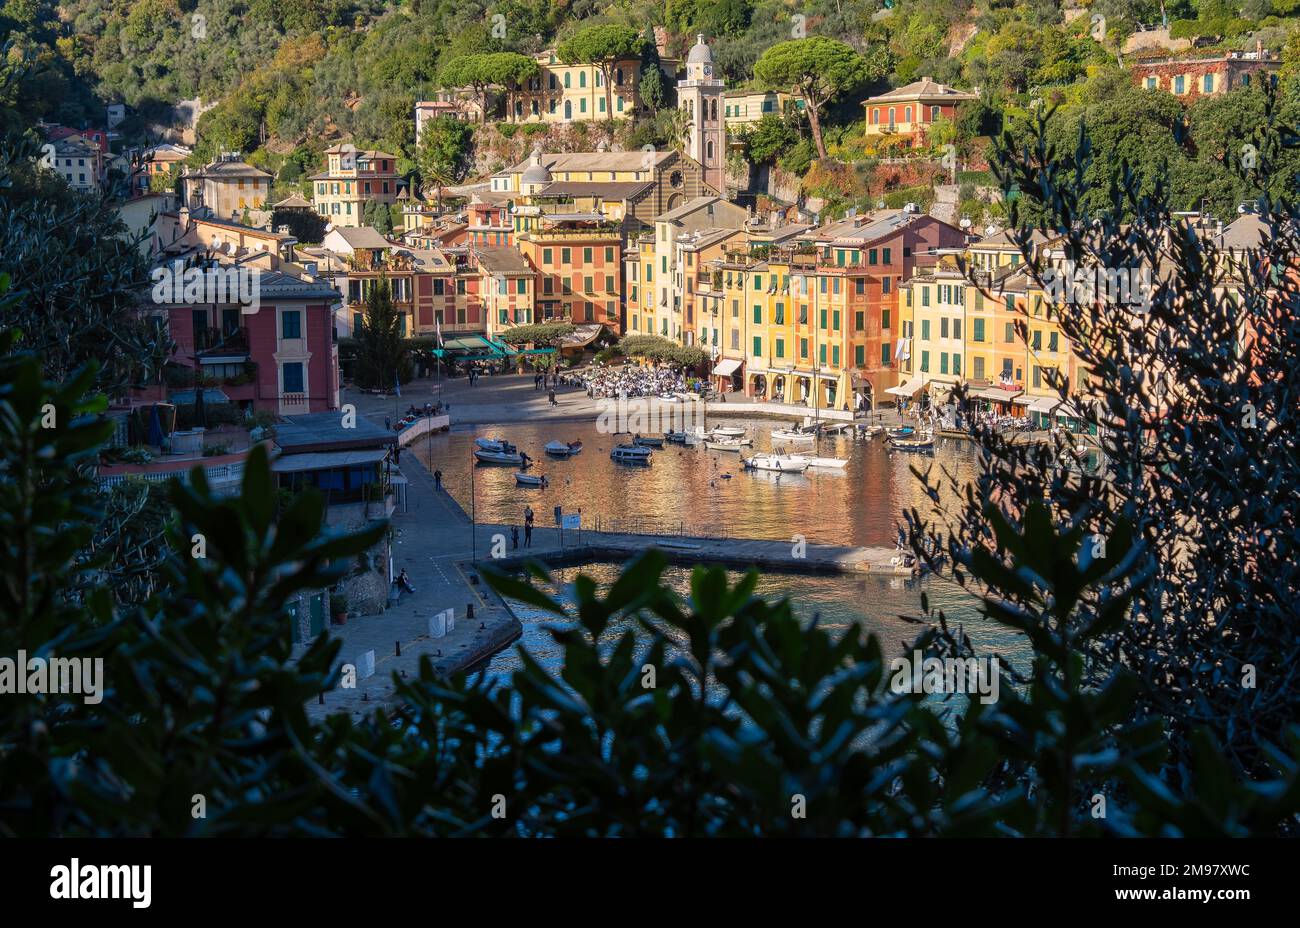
xmin=304 ymin=374 xmax=921 ymax=720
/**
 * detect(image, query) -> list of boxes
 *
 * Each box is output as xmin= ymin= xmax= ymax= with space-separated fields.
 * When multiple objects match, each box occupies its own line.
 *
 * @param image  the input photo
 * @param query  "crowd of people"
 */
xmin=571 ymin=365 xmax=691 ymax=400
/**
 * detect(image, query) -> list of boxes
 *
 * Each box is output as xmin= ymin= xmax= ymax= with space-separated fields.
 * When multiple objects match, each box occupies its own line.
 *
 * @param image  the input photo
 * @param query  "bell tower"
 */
xmin=678 ymin=34 xmax=726 ymax=195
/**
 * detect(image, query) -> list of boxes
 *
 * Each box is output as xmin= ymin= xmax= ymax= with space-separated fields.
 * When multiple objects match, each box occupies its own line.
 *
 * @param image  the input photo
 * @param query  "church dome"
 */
xmin=520 ymin=147 xmax=551 ymax=186
xmin=686 ymin=34 xmax=713 ymax=65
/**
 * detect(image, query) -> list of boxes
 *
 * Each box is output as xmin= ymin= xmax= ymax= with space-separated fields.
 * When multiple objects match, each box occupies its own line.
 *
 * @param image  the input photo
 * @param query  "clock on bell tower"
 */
xmin=678 ymin=34 xmax=726 ymax=196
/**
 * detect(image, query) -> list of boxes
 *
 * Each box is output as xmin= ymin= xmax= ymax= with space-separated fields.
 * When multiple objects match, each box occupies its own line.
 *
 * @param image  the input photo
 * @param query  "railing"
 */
xmin=587 ymin=515 xmax=733 ymax=540
xmin=98 ymin=461 xmax=246 ymax=496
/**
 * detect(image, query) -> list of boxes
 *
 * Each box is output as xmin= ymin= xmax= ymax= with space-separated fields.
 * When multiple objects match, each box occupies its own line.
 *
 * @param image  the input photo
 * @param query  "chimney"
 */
xmin=1256 ymin=39 xmax=1263 ymax=58
xmin=178 ymin=206 xmax=190 ymax=230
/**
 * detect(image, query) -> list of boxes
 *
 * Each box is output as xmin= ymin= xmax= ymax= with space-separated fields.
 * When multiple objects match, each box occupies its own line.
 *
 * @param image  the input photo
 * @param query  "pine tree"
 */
xmin=352 ymin=279 xmax=410 ymax=390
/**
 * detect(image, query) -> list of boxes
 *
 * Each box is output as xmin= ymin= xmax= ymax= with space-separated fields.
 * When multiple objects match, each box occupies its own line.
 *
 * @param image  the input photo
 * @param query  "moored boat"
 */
xmin=784 ymin=453 xmax=849 ymax=469
xmin=743 ymin=453 xmax=810 ymax=474
xmin=475 ymin=437 xmax=517 ymax=453
xmin=709 ymin=426 xmax=746 ymax=439
xmin=610 ymin=444 xmax=653 ymax=464
xmin=632 ymin=435 xmax=665 ymax=448
xmin=514 ymin=472 xmax=547 ymax=487
xmin=665 ymin=431 xmax=689 ymax=444
xmin=889 ymin=436 xmax=934 ymax=452
xmin=704 ymin=438 xmax=750 ymax=452
xmin=771 ymin=427 xmax=817 ymax=442
xmin=544 ymin=440 xmax=583 ymax=456
xmin=475 ymin=449 xmax=524 ymax=465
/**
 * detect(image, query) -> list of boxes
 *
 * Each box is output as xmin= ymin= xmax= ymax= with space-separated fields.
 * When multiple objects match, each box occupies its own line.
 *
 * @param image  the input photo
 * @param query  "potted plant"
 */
xmin=330 ymin=592 xmax=349 ymax=626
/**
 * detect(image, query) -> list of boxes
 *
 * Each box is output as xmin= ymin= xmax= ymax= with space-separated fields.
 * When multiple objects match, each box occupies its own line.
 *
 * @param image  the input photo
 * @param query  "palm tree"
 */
xmin=420 ymin=162 xmax=455 ymax=215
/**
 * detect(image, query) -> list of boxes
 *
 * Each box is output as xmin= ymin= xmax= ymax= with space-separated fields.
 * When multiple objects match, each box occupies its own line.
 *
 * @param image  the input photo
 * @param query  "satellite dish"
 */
xmin=959 ymin=216 xmax=972 ymax=229
xmin=985 ymin=225 xmax=998 ymax=236
xmin=1042 ymin=247 xmax=1053 ymax=259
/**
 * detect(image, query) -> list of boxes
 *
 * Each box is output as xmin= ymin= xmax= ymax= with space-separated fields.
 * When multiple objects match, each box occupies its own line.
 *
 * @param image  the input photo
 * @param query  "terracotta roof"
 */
xmin=475 ymin=246 xmax=533 ymax=275
xmin=863 ymin=78 xmax=979 ymax=104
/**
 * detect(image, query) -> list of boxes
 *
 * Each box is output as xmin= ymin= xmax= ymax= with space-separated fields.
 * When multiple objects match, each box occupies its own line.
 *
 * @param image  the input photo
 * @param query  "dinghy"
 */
xmin=610 ymin=444 xmax=652 ymax=464
xmin=514 ymin=472 xmax=547 ymax=487
xmin=665 ymin=431 xmax=689 ymax=444
xmin=886 ymin=426 xmax=916 ymax=440
xmin=632 ymin=435 xmax=665 ymax=448
xmin=709 ymin=426 xmax=746 ymax=439
xmin=474 ymin=449 xmax=524 ymax=465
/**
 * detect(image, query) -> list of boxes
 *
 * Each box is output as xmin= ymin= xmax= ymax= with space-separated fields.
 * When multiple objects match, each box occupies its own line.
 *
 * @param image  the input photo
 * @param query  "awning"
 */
xmin=1022 ymin=395 xmax=1062 ymax=414
xmin=970 ymin=385 xmax=1023 ymax=404
xmin=712 ymin=358 xmax=742 ymax=377
xmin=169 ymin=388 xmax=231 ymax=405
xmin=885 ymin=373 xmax=928 ymax=398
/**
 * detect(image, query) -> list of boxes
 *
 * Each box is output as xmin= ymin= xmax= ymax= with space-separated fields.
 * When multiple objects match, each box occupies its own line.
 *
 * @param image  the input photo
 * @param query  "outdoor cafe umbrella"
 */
xmin=147 ymin=404 xmax=164 ymax=447
xmin=193 ymin=386 xmax=208 ymax=429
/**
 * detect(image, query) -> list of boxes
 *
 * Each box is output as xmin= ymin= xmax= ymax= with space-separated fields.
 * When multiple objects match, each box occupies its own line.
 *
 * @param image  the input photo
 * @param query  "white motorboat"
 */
xmin=514 ymin=472 xmax=546 ymax=487
xmin=784 ymin=453 xmax=849 ymax=469
xmin=474 ymin=449 xmax=524 ymax=465
xmin=665 ymin=431 xmax=689 ymax=444
xmin=610 ymin=444 xmax=652 ymax=464
xmin=743 ymin=454 xmax=810 ymax=474
xmin=475 ymin=437 xmax=516 ymax=453
xmin=704 ymin=438 xmax=751 ymax=451
xmin=889 ymin=435 xmax=934 ymax=453
xmin=660 ymin=393 xmax=682 ymax=402
xmin=771 ymin=427 xmax=817 ymax=442
xmin=632 ymin=434 xmax=665 ymax=448
xmin=544 ymin=440 xmax=583 ymax=456
xmin=709 ymin=426 xmax=746 ymax=439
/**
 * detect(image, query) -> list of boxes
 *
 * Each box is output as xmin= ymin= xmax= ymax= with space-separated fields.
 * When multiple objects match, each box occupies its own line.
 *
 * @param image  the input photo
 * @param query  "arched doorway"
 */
xmin=750 ymin=373 xmax=768 ymax=399
xmin=771 ymin=374 xmax=787 ymax=403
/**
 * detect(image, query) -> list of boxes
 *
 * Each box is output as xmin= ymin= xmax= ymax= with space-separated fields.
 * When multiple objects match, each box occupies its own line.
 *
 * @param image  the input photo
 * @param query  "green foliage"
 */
xmin=415 ymin=115 xmax=474 ymax=198
xmin=351 ymin=280 xmax=412 ymax=390
xmin=496 ymin=322 xmax=576 ymax=345
xmin=0 ymin=132 xmax=170 ymax=397
xmin=271 ymin=207 xmax=326 ymax=244
xmin=738 ymin=113 xmax=800 ymax=165
xmin=754 ymin=37 xmax=879 ymax=159
xmin=557 ymin=23 xmax=643 ymax=122
xmin=617 ymin=334 xmax=708 ymax=366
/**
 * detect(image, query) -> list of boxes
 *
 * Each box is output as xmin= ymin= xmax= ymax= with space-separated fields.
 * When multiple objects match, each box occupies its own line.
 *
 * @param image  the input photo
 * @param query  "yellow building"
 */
xmin=723 ymin=90 xmax=798 ymax=127
xmin=896 ymin=228 xmax=1095 ymax=427
xmin=491 ymin=146 xmax=711 ymax=219
xmin=505 ymin=51 xmax=651 ymax=123
xmin=181 ymin=155 xmax=271 ymax=221
xmin=310 ymin=144 xmax=400 ymax=228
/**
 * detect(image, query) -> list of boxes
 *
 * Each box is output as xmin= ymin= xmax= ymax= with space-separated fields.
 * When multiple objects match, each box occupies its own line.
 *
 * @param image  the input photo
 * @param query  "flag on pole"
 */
xmin=435 ymin=315 xmax=443 ymax=349
xmin=394 ymin=370 xmax=401 ymax=397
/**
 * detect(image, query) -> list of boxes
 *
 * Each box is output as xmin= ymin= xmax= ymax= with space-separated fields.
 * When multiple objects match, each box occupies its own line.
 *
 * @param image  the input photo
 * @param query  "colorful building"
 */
xmin=862 ymin=77 xmax=978 ymax=149
xmin=181 ymin=155 xmax=272 ymax=221
xmin=310 ymin=144 xmax=400 ymax=228
xmin=1132 ymin=46 xmax=1279 ymax=98
xmin=505 ymin=51 xmax=659 ymax=123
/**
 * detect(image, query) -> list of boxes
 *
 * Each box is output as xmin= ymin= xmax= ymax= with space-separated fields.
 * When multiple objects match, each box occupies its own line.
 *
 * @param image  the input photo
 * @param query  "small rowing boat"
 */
xmin=514 ymin=472 xmax=547 ymax=487
xmin=709 ymin=426 xmax=746 ymax=439
xmin=544 ymin=440 xmax=583 ymax=456
xmin=632 ymin=435 xmax=665 ymax=448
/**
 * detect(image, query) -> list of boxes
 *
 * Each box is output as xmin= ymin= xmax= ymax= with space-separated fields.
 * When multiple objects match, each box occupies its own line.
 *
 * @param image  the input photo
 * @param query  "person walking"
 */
xmin=433 ymin=469 xmax=442 ymax=490
xmin=549 ymin=389 xmax=557 ymax=407
xmin=511 ymin=525 xmax=520 ymax=550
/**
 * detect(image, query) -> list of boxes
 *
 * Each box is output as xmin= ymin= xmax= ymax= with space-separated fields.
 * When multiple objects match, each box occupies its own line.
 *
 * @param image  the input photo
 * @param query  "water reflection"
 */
xmin=417 ymin=418 xmax=984 ymax=546
xmin=490 ymin=562 xmax=1032 ymax=681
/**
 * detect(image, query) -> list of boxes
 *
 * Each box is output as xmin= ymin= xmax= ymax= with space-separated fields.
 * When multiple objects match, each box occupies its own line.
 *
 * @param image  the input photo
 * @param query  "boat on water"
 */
xmin=704 ymin=438 xmax=751 ymax=451
xmin=632 ymin=435 xmax=665 ymax=448
xmin=665 ymin=431 xmax=689 ymax=444
xmin=514 ymin=472 xmax=547 ymax=487
xmin=475 ymin=437 xmax=517 ymax=453
xmin=709 ymin=426 xmax=746 ymax=439
xmin=544 ymin=440 xmax=583 ymax=456
xmin=610 ymin=444 xmax=653 ymax=464
xmin=660 ymin=393 xmax=682 ymax=402
xmin=743 ymin=453 xmax=810 ymax=474
xmin=886 ymin=426 xmax=917 ymax=439
xmin=820 ymin=422 xmax=853 ymax=434
xmin=771 ymin=426 xmax=817 ymax=442
xmin=889 ymin=436 xmax=934 ymax=453
xmin=857 ymin=424 xmax=885 ymax=437
xmin=475 ymin=449 xmax=525 ymax=465
xmin=783 ymin=453 xmax=849 ymax=469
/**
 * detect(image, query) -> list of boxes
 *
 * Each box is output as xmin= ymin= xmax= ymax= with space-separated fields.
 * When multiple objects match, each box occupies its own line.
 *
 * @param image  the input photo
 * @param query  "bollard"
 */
xmin=318 ymin=692 xmax=325 ymax=705
xmin=396 ymin=640 xmax=401 ymax=657
xmin=467 ymin=603 xmax=475 ymax=620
